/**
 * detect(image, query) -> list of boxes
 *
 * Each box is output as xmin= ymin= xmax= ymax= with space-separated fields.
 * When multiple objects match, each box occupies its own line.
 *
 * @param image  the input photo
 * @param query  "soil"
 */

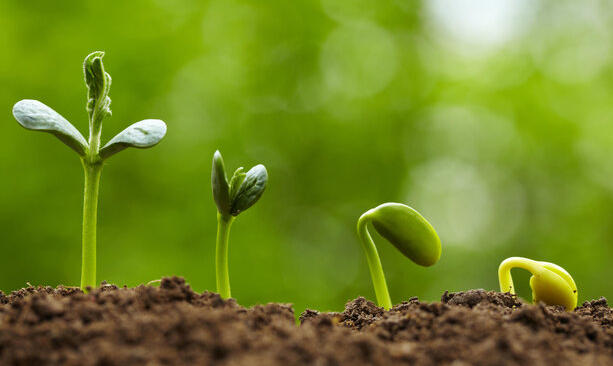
xmin=0 ymin=277 xmax=611 ymax=366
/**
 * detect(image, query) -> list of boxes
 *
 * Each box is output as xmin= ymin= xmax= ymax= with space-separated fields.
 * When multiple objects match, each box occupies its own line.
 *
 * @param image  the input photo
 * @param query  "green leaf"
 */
xmin=99 ymin=119 xmax=167 ymax=159
xmin=230 ymin=164 xmax=267 ymax=216
xmin=83 ymin=51 xmax=112 ymax=127
xmin=228 ymin=167 xmax=246 ymax=202
xmin=369 ymin=203 xmax=441 ymax=267
xmin=12 ymin=99 xmax=88 ymax=156
xmin=212 ymin=150 xmax=231 ymax=215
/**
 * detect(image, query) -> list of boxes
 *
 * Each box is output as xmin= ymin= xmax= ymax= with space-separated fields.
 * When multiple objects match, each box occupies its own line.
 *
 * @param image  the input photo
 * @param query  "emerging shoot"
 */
xmin=498 ymin=257 xmax=577 ymax=311
xmin=12 ymin=51 xmax=167 ymax=290
xmin=211 ymin=150 xmax=268 ymax=299
xmin=357 ymin=202 xmax=442 ymax=310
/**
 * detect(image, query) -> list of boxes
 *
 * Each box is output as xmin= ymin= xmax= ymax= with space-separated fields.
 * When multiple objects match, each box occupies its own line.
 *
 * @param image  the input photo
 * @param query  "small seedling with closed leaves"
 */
xmin=211 ymin=150 xmax=268 ymax=299
xmin=498 ymin=256 xmax=577 ymax=311
xmin=357 ymin=202 xmax=442 ymax=310
xmin=12 ymin=51 xmax=167 ymax=290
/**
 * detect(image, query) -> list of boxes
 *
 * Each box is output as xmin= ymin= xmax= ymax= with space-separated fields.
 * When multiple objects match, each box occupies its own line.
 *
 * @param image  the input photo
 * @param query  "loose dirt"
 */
xmin=0 ymin=277 xmax=610 ymax=365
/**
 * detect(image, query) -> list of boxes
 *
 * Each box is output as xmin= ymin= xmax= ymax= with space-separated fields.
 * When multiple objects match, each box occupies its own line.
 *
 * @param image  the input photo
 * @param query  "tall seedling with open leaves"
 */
xmin=12 ymin=52 xmax=167 ymax=290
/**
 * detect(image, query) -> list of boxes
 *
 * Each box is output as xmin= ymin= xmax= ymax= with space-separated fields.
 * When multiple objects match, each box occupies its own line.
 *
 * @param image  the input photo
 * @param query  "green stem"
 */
xmin=357 ymin=212 xmax=392 ymax=310
xmin=216 ymin=213 xmax=234 ymax=298
xmin=81 ymin=162 xmax=103 ymax=290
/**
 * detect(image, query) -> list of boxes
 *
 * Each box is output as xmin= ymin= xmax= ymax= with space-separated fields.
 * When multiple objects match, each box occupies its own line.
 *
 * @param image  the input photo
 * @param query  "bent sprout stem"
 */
xmin=357 ymin=203 xmax=441 ymax=310
xmin=357 ymin=210 xmax=393 ymax=310
xmin=498 ymin=257 xmax=543 ymax=295
xmin=498 ymin=256 xmax=578 ymax=311
xmin=12 ymin=51 xmax=167 ymax=290
xmin=215 ymin=213 xmax=234 ymax=299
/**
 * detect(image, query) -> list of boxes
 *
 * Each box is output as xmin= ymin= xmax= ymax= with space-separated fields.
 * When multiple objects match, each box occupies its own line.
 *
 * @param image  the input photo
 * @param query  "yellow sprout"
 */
xmin=498 ymin=257 xmax=577 ymax=311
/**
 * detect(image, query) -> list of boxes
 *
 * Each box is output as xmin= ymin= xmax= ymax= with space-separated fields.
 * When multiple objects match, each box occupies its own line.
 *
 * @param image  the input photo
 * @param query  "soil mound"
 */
xmin=0 ymin=278 xmax=611 ymax=365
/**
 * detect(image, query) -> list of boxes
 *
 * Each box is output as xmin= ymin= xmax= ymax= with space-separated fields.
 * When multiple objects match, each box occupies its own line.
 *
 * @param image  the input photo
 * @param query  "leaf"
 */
xmin=531 ymin=260 xmax=578 ymax=311
xmin=83 ymin=51 xmax=112 ymax=126
xmin=228 ymin=167 xmax=246 ymax=202
xmin=230 ymin=164 xmax=267 ymax=216
xmin=212 ymin=150 xmax=231 ymax=215
xmin=12 ymin=99 xmax=89 ymax=156
xmin=99 ymin=119 xmax=167 ymax=159
xmin=369 ymin=203 xmax=441 ymax=267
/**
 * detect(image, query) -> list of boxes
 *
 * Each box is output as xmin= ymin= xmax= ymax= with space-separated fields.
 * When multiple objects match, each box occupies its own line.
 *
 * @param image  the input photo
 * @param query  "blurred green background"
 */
xmin=1 ymin=0 xmax=612 ymax=314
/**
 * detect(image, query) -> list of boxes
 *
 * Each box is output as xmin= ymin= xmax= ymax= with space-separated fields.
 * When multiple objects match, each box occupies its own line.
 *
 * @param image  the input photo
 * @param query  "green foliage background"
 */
xmin=1 ymin=0 xmax=612 ymax=314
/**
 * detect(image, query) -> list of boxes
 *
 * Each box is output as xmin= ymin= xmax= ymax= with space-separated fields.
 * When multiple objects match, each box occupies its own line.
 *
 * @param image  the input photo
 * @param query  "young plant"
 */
xmin=211 ymin=150 xmax=268 ymax=299
xmin=498 ymin=257 xmax=577 ymax=311
xmin=12 ymin=51 xmax=167 ymax=290
xmin=357 ymin=202 xmax=442 ymax=310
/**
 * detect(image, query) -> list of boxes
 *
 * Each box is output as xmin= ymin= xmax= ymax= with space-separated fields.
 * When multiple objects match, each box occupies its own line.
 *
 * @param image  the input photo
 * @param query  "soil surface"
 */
xmin=0 ymin=277 xmax=611 ymax=365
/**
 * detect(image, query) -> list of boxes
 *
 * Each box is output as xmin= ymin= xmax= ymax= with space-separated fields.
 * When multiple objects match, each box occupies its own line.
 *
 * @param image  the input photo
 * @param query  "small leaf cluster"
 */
xmin=84 ymin=51 xmax=112 ymax=128
xmin=212 ymin=150 xmax=268 ymax=217
xmin=12 ymin=51 xmax=166 ymax=162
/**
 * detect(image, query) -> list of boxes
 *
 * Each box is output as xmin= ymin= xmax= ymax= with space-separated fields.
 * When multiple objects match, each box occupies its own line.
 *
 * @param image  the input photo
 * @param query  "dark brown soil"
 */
xmin=0 ymin=278 xmax=611 ymax=365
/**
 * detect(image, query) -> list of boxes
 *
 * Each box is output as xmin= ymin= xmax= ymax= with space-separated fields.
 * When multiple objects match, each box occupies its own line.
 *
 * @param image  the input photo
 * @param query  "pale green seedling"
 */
xmin=211 ymin=150 xmax=268 ymax=299
xmin=498 ymin=257 xmax=577 ymax=311
xmin=12 ymin=51 xmax=167 ymax=290
xmin=357 ymin=202 xmax=442 ymax=310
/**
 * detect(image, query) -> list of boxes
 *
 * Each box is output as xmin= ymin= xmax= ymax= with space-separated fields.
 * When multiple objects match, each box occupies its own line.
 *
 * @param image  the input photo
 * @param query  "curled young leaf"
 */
xmin=230 ymin=164 xmax=268 ymax=216
xmin=228 ymin=167 xmax=246 ymax=202
xmin=99 ymin=119 xmax=167 ymax=159
xmin=12 ymin=99 xmax=89 ymax=156
xmin=212 ymin=151 xmax=231 ymax=215
xmin=83 ymin=51 xmax=112 ymax=126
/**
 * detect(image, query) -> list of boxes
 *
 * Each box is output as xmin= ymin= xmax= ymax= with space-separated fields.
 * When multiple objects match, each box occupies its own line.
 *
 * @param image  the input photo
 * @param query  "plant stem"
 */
xmin=81 ymin=162 xmax=103 ymax=290
xmin=216 ymin=213 xmax=235 ymax=298
xmin=357 ymin=212 xmax=392 ymax=310
xmin=498 ymin=257 xmax=542 ymax=294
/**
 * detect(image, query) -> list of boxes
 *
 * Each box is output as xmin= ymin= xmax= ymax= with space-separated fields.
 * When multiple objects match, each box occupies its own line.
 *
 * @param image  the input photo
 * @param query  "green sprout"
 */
xmin=211 ymin=150 xmax=268 ymax=298
xmin=12 ymin=51 xmax=167 ymax=290
xmin=498 ymin=256 xmax=577 ymax=311
xmin=357 ymin=202 xmax=442 ymax=310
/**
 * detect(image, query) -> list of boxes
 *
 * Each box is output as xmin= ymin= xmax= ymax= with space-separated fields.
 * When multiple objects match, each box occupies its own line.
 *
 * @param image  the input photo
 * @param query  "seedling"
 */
xmin=211 ymin=150 xmax=268 ymax=298
xmin=357 ymin=202 xmax=442 ymax=310
xmin=498 ymin=257 xmax=577 ymax=311
xmin=12 ymin=51 xmax=167 ymax=290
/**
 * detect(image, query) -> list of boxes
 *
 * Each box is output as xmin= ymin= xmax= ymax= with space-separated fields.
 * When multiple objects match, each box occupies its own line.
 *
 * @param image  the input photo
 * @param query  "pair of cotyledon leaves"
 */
xmin=12 ymin=52 xmax=166 ymax=160
xmin=212 ymin=151 xmax=268 ymax=217
xmin=365 ymin=203 xmax=441 ymax=267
